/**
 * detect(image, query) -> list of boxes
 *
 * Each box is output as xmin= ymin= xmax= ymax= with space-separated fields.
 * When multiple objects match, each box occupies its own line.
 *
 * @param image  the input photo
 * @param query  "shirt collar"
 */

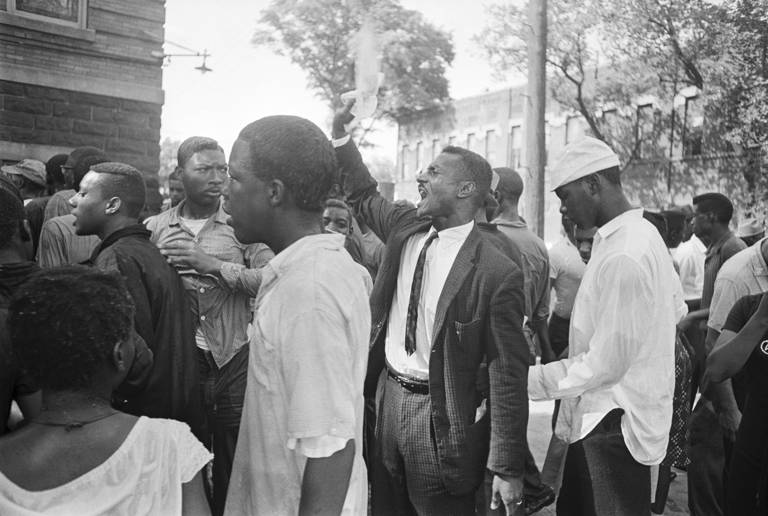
xmin=168 ymin=199 xmax=229 ymax=226
xmin=491 ymin=216 xmax=528 ymax=229
xmin=429 ymin=220 xmax=474 ymax=244
xmin=750 ymin=237 xmax=768 ymax=276
xmin=596 ymin=207 xmax=644 ymax=241
xmin=706 ymin=230 xmax=736 ymax=258
xmin=260 ymin=233 xmax=346 ymax=291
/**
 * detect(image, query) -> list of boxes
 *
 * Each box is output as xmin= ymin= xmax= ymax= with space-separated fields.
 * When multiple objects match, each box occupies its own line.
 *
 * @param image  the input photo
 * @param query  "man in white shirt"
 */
xmin=528 ymin=137 xmax=685 ymax=515
xmin=674 ymin=233 xmax=707 ymax=304
xmin=223 ymin=115 xmax=371 ymax=516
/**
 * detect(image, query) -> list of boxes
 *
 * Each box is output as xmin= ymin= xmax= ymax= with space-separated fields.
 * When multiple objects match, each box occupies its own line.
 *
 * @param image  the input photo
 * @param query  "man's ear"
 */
xmin=105 ymin=196 xmax=122 ymax=215
xmin=456 ymin=180 xmax=477 ymax=199
xmin=583 ymin=174 xmax=601 ymax=196
xmin=265 ymin=178 xmax=283 ymax=207
xmin=111 ymin=341 xmax=127 ymax=373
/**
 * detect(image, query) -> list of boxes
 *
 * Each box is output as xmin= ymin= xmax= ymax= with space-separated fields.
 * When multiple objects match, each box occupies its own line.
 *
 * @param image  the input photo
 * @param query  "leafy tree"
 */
xmin=476 ymin=0 xmax=767 ymax=212
xmin=157 ymin=137 xmax=181 ymax=185
xmin=253 ymin=0 xmax=454 ymax=131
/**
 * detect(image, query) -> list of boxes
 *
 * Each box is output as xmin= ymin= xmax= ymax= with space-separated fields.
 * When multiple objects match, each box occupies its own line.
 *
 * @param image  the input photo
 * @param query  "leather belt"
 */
xmin=387 ymin=367 xmax=429 ymax=395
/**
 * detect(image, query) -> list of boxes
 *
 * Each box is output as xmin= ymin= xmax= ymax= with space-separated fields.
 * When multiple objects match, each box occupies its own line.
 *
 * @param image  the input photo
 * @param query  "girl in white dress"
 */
xmin=0 ymin=267 xmax=211 ymax=516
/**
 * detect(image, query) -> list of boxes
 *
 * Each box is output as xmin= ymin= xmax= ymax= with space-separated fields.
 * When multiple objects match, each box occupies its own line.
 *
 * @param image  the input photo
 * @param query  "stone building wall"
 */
xmin=0 ymin=0 xmax=165 ymax=174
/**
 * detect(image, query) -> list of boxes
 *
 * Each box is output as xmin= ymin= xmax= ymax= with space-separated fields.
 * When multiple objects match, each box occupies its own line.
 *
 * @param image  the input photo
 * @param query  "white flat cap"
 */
xmin=550 ymin=137 xmax=621 ymax=191
xmin=736 ymin=219 xmax=765 ymax=238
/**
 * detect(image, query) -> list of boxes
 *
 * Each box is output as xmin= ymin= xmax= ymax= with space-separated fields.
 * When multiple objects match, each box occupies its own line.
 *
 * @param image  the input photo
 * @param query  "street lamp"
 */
xmin=151 ymin=41 xmax=213 ymax=74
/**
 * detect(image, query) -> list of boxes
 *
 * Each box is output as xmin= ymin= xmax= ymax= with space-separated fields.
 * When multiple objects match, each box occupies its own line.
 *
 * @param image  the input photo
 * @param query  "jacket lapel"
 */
xmin=431 ymin=227 xmax=481 ymax=347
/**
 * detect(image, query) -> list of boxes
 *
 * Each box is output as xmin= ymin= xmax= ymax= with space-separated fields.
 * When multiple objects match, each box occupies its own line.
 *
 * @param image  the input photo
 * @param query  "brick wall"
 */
xmin=0 ymin=80 xmax=161 ymax=173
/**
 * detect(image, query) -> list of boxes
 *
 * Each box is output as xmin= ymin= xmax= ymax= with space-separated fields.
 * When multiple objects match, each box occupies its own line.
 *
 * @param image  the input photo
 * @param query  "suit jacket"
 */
xmin=338 ymin=140 xmax=529 ymax=493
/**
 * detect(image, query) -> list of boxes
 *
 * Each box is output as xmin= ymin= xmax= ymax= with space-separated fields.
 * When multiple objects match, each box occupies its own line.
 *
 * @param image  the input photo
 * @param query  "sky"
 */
xmin=161 ymin=0 xmax=515 ymax=163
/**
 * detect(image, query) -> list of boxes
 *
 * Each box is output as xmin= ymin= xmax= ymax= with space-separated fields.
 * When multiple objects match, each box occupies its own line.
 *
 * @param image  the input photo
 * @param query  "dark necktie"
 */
xmin=405 ymin=231 xmax=439 ymax=355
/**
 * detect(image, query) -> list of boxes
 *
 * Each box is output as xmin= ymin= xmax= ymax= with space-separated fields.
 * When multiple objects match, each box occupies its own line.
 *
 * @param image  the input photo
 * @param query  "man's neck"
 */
xmin=431 ymin=205 xmax=476 ymax=232
xmin=98 ymin=218 xmax=137 ymax=241
xmin=595 ymin=192 xmax=633 ymax=227
xmin=268 ymin=212 xmax=324 ymax=254
xmin=497 ymin=202 xmax=521 ymax=223
xmin=708 ymin=225 xmax=729 ymax=246
xmin=181 ymin=199 xmax=219 ymax=220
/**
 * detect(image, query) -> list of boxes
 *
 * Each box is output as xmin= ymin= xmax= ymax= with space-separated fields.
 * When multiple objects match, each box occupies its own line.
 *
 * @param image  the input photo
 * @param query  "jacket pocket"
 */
xmin=454 ymin=318 xmax=481 ymax=342
xmin=453 ymin=318 xmax=482 ymax=362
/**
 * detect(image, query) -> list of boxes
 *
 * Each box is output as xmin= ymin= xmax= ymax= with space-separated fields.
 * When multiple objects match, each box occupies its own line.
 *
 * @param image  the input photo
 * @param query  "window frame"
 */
xmin=7 ymin=0 xmax=87 ymax=29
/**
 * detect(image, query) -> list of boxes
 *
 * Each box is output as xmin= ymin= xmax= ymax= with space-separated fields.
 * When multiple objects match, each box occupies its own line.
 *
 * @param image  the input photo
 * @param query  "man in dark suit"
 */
xmin=334 ymin=103 xmax=529 ymax=515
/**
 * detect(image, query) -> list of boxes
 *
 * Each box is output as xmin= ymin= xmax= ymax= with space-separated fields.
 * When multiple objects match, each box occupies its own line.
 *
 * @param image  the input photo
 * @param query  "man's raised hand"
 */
xmin=332 ymin=98 xmax=356 ymax=139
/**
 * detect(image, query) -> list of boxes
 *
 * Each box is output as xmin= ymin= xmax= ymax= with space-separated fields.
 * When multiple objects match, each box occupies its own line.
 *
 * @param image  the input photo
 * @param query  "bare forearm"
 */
xmin=532 ymin=318 xmax=555 ymax=363
xmin=299 ymin=439 xmax=355 ymax=516
xmin=706 ymin=379 xmax=739 ymax=412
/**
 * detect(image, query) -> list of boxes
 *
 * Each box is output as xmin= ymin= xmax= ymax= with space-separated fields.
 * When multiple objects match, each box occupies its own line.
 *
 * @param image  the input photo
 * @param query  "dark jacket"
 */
xmin=88 ymin=225 xmax=202 ymax=436
xmin=338 ymin=140 xmax=530 ymax=492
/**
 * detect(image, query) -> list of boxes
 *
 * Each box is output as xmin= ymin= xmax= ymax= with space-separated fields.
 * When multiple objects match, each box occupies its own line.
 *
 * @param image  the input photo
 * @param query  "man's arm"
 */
xmin=702 ymin=328 xmax=742 ymax=442
xmin=299 ymin=440 xmax=355 ymax=516
xmin=333 ymin=102 xmax=417 ymax=243
xmin=677 ymin=308 xmax=709 ymax=331
xmin=529 ymin=255 xmax=651 ymax=400
xmin=487 ymin=265 xmax=528 ymax=508
xmin=532 ymin=268 xmax=555 ymax=363
xmin=158 ymin=242 xmax=273 ymax=297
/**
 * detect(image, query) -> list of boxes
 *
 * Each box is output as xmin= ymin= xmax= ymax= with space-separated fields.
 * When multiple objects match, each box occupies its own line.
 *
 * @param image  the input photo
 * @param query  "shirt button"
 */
xmin=199 ymin=287 xmax=205 ymax=293
xmin=200 ymin=315 xmax=206 ymax=321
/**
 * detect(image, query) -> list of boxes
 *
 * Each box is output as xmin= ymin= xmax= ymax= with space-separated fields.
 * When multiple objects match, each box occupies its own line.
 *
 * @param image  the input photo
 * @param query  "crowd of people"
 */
xmin=0 ymin=98 xmax=765 ymax=516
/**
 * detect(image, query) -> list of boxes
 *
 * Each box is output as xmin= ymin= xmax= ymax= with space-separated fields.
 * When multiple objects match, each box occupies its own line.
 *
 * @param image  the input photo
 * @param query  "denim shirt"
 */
xmin=146 ymin=201 xmax=273 ymax=367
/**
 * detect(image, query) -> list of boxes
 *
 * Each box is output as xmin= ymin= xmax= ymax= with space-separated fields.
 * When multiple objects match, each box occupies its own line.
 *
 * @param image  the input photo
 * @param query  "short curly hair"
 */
xmin=8 ymin=266 xmax=135 ymax=391
xmin=177 ymin=136 xmax=224 ymax=169
xmin=237 ymin=115 xmax=338 ymax=212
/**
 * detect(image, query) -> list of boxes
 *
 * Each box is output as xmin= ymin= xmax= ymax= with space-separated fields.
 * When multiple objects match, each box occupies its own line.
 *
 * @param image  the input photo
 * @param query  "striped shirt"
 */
xmin=701 ymin=231 xmax=747 ymax=309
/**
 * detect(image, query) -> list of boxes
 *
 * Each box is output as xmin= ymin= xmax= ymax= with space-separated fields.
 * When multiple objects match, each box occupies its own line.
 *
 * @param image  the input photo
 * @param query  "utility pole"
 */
xmin=524 ymin=0 xmax=547 ymax=238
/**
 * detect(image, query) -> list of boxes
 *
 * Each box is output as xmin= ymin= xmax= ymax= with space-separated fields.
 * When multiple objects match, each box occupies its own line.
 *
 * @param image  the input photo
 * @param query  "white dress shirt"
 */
xmin=528 ymin=209 xmax=687 ymax=465
xmin=385 ymin=221 xmax=474 ymax=380
xmin=673 ymin=234 xmax=706 ymax=301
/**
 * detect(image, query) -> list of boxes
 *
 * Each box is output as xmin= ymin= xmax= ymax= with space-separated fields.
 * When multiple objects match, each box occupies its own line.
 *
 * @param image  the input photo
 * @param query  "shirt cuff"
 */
xmin=527 ymin=364 xmax=548 ymax=401
xmin=331 ymin=135 xmax=350 ymax=148
xmin=286 ymin=435 xmax=350 ymax=458
xmin=220 ymin=261 xmax=244 ymax=288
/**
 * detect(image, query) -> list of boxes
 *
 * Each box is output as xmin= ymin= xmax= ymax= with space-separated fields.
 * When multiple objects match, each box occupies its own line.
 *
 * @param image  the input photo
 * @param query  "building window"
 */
xmin=400 ymin=144 xmax=409 ymax=180
xmin=8 ymin=0 xmax=88 ymax=28
xmin=485 ymin=129 xmax=496 ymax=164
xmin=635 ymin=104 xmax=655 ymax=159
xmin=448 ymin=135 xmax=456 ymax=146
xmin=432 ymin=139 xmax=440 ymax=160
xmin=509 ymin=126 xmax=522 ymax=169
xmin=683 ymin=96 xmax=703 ymax=157
xmin=415 ymin=141 xmax=423 ymax=171
xmin=466 ymin=133 xmax=475 ymax=152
